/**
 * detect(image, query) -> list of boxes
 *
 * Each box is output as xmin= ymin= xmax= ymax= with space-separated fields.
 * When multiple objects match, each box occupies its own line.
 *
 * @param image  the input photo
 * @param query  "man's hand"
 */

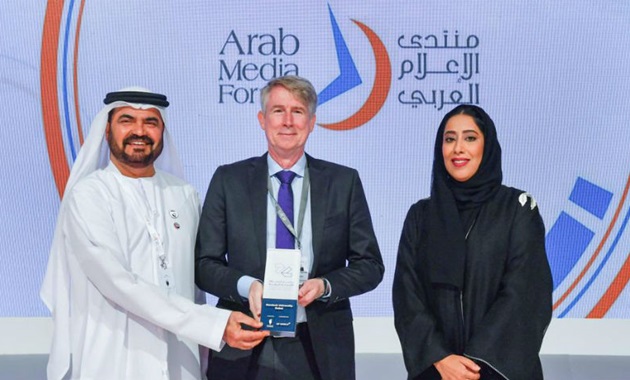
xmin=222 ymin=311 xmax=269 ymax=350
xmin=297 ymin=278 xmax=326 ymax=307
xmin=248 ymin=280 xmax=263 ymax=321
xmin=434 ymin=354 xmax=481 ymax=380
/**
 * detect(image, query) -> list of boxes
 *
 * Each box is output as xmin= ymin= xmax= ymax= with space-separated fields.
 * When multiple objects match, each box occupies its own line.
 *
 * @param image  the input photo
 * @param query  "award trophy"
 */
xmin=260 ymin=248 xmax=301 ymax=337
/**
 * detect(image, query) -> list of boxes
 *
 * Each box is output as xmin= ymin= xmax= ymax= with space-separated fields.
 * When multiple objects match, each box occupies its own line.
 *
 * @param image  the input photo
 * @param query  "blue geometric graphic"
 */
xmin=317 ymin=4 xmax=362 ymax=106
xmin=546 ymin=211 xmax=595 ymax=289
xmin=558 ymin=202 xmax=630 ymax=317
xmin=569 ymin=177 xmax=613 ymax=220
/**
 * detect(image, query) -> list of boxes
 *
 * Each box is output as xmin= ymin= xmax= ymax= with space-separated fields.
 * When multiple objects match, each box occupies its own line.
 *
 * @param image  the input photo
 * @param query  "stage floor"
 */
xmin=2 ymin=354 xmax=630 ymax=380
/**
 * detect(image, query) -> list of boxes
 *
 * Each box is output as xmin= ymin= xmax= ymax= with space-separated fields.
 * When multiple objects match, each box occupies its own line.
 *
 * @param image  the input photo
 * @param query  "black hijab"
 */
xmin=426 ymin=104 xmax=503 ymax=289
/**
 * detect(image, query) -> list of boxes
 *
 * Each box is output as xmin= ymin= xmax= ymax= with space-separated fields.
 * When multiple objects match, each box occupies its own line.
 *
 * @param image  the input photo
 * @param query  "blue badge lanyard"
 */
xmin=266 ymin=168 xmax=310 ymax=250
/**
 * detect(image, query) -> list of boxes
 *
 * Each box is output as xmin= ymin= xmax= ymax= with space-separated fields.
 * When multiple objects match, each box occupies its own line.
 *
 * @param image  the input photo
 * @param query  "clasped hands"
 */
xmin=434 ymin=354 xmax=481 ymax=380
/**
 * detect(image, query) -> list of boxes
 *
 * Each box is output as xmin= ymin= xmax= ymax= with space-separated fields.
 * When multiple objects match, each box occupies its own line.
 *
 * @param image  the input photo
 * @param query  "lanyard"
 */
xmin=115 ymin=173 xmax=174 ymax=292
xmin=267 ymin=168 xmax=310 ymax=250
xmin=136 ymin=183 xmax=168 ymax=269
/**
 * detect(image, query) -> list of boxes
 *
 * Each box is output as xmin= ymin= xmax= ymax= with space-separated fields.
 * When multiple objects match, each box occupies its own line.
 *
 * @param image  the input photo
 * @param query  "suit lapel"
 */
xmin=248 ymin=155 xmax=269 ymax=263
xmin=307 ymin=155 xmax=328 ymax=272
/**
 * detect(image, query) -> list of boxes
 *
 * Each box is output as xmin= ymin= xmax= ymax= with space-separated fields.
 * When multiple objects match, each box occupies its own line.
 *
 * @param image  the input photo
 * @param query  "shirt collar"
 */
xmin=106 ymin=160 xmax=158 ymax=181
xmin=267 ymin=153 xmax=306 ymax=178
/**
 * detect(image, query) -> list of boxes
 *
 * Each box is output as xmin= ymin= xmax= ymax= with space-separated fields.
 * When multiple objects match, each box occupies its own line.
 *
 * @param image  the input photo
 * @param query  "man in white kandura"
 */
xmin=41 ymin=88 xmax=268 ymax=380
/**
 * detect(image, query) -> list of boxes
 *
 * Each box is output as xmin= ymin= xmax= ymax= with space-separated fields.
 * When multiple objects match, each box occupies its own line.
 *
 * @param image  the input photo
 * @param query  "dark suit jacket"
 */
xmin=195 ymin=153 xmax=384 ymax=380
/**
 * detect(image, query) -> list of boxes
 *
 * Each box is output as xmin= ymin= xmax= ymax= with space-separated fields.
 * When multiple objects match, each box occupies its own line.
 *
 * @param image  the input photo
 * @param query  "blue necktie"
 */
xmin=276 ymin=170 xmax=297 ymax=249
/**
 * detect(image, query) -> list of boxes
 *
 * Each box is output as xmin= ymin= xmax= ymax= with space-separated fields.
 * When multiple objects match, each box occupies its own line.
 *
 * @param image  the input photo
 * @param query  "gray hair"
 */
xmin=260 ymin=75 xmax=318 ymax=115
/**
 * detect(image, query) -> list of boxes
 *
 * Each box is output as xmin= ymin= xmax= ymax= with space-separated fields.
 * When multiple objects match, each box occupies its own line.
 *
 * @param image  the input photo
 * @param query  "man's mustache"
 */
xmin=123 ymin=135 xmax=154 ymax=146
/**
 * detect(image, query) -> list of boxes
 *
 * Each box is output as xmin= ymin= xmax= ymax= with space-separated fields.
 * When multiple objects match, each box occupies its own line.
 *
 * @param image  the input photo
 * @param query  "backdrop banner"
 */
xmin=1 ymin=1 xmax=629 ymax=319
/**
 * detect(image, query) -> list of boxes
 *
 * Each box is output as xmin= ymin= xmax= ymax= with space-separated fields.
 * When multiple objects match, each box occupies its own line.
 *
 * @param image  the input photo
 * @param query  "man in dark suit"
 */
xmin=195 ymin=75 xmax=384 ymax=380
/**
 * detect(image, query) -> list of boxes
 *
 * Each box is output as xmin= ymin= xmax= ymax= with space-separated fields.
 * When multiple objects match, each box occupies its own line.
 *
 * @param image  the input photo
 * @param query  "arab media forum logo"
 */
xmin=317 ymin=5 xmax=391 ymax=131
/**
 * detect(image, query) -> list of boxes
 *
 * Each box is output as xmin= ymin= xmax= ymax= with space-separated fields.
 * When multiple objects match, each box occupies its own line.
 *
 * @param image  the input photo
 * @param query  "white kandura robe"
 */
xmin=49 ymin=163 xmax=230 ymax=380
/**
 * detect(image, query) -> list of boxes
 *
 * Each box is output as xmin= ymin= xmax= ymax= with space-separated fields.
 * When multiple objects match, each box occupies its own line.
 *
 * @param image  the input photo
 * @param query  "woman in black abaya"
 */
xmin=393 ymin=105 xmax=552 ymax=380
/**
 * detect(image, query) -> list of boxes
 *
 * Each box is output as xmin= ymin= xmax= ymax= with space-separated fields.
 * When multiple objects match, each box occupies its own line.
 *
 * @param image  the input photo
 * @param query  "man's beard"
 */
xmin=107 ymin=133 xmax=164 ymax=168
